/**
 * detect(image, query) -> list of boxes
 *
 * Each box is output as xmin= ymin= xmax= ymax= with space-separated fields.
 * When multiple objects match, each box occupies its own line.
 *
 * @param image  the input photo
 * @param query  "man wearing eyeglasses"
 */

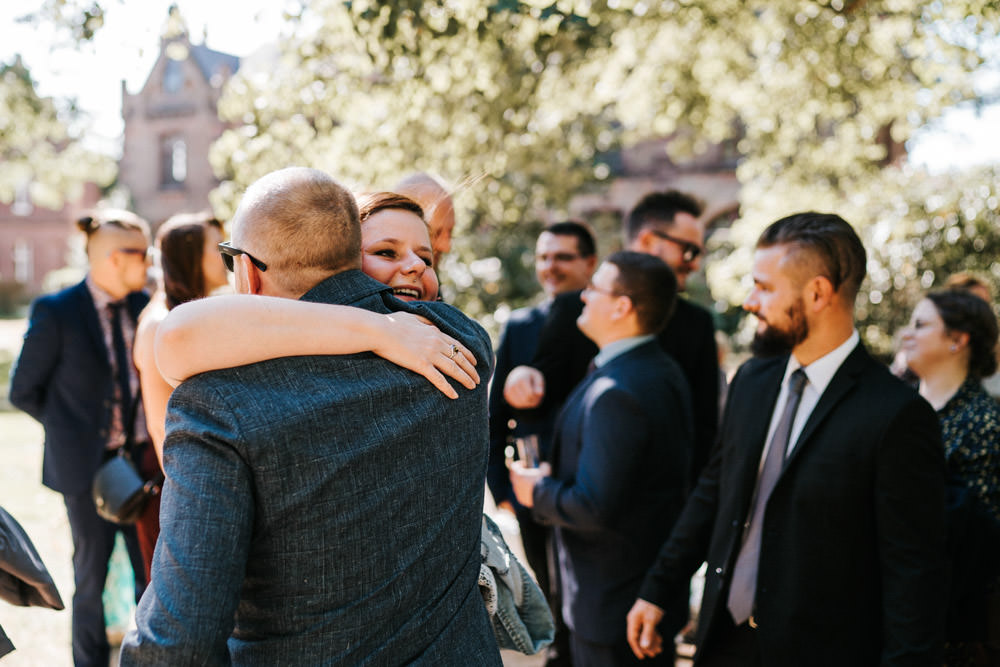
xmin=505 ymin=190 xmax=719 ymax=486
xmin=487 ymin=220 xmax=597 ymax=666
xmin=509 ymin=251 xmax=693 ymax=666
xmin=10 ymin=211 xmax=152 ymax=667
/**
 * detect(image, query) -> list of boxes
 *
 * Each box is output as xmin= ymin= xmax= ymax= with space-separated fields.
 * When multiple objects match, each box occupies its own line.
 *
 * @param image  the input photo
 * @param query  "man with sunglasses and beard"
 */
xmin=626 ymin=212 xmax=946 ymax=666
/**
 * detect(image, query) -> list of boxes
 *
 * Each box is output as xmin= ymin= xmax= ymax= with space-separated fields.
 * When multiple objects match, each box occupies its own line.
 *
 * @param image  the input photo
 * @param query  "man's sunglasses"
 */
xmin=218 ymin=241 xmax=268 ymax=272
xmin=648 ymin=230 xmax=703 ymax=263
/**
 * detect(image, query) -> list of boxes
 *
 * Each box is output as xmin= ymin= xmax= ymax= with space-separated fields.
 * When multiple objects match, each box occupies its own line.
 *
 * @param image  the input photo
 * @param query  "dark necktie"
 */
xmin=109 ymin=302 xmax=133 ymax=438
xmin=727 ymin=367 xmax=808 ymax=625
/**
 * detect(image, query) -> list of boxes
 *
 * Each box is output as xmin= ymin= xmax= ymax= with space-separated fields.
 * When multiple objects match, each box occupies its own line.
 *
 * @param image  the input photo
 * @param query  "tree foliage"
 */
xmin=0 ymin=57 xmax=115 ymax=209
xmin=205 ymin=0 xmax=999 ymax=338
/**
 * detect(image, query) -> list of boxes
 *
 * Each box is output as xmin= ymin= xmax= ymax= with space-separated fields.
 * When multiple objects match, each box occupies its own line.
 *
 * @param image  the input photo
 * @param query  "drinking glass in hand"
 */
xmin=515 ymin=435 xmax=540 ymax=468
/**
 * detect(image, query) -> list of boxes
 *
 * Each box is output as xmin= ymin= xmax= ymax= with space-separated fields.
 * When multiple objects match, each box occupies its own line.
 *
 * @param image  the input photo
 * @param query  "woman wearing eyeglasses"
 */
xmin=152 ymin=191 xmax=478 ymax=400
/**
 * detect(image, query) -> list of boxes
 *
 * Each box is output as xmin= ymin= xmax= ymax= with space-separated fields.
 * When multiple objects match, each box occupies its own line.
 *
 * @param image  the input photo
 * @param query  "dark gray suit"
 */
xmin=121 ymin=270 xmax=502 ymax=666
xmin=533 ymin=340 xmax=693 ymax=663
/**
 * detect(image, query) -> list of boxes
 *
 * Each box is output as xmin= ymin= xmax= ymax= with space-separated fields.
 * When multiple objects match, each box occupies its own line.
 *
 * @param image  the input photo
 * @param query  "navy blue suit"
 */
xmin=532 ymin=340 xmax=693 ymax=664
xmin=531 ymin=292 xmax=719 ymax=487
xmin=9 ymin=278 xmax=147 ymax=667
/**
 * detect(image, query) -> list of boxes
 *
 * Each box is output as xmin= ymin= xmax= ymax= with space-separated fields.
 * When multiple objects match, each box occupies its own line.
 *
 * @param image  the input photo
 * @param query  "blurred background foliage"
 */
xmin=0 ymin=57 xmax=115 ymax=210
xmin=6 ymin=0 xmax=1000 ymax=351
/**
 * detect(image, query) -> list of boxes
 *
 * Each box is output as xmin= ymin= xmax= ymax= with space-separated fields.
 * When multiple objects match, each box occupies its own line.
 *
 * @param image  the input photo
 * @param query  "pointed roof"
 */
xmin=189 ymin=43 xmax=241 ymax=82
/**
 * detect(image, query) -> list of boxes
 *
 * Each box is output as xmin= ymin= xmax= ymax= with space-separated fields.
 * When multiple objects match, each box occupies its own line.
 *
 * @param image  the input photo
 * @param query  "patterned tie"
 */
xmin=109 ymin=302 xmax=133 ymax=437
xmin=727 ymin=368 xmax=808 ymax=625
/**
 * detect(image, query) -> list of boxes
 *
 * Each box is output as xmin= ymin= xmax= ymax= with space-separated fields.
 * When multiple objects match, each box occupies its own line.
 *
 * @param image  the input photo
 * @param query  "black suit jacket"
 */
xmin=486 ymin=301 xmax=556 ymax=507
xmin=638 ymin=344 xmax=947 ymax=666
xmin=9 ymin=279 xmax=149 ymax=495
xmin=532 ymin=341 xmax=693 ymax=645
xmin=531 ymin=290 xmax=719 ymax=485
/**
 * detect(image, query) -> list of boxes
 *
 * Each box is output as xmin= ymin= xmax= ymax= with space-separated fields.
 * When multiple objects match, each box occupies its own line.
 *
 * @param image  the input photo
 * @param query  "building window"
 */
xmin=13 ymin=239 xmax=33 ymax=285
xmin=11 ymin=182 xmax=33 ymax=216
xmin=160 ymin=135 xmax=187 ymax=188
xmin=163 ymin=58 xmax=185 ymax=94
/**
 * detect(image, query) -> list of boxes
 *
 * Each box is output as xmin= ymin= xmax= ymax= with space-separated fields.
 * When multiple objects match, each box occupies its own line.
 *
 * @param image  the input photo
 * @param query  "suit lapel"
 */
xmin=782 ymin=344 xmax=869 ymax=471
xmin=549 ymin=362 xmax=605 ymax=473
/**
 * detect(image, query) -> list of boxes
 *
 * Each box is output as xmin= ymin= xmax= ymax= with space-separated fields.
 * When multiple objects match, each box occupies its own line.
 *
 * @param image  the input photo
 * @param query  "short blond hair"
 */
xmin=233 ymin=168 xmax=361 ymax=295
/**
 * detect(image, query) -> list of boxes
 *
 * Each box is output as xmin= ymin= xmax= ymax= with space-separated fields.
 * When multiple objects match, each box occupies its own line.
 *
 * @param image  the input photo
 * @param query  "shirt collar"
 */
xmin=594 ymin=334 xmax=656 ymax=368
xmin=85 ymin=273 xmax=119 ymax=309
xmin=783 ymin=329 xmax=860 ymax=395
xmin=299 ymin=269 xmax=390 ymax=305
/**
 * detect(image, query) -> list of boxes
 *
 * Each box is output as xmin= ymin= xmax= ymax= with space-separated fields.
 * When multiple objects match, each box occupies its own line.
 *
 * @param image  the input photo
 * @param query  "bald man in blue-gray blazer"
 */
xmin=120 ymin=169 xmax=502 ymax=666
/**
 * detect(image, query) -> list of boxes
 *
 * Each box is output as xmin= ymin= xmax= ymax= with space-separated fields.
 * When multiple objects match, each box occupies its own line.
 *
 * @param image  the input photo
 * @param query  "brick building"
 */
xmin=0 ymin=10 xmax=239 ymax=304
xmin=0 ymin=183 xmax=101 ymax=305
xmin=570 ymin=135 xmax=741 ymax=239
xmin=118 ymin=11 xmax=240 ymax=226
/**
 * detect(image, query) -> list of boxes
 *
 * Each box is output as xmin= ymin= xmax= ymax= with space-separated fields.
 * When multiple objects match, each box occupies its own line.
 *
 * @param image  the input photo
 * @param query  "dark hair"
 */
xmin=357 ymin=192 xmax=426 ymax=224
xmin=606 ymin=250 xmax=677 ymax=334
xmin=156 ymin=212 xmax=224 ymax=310
xmin=624 ymin=190 xmax=703 ymax=243
xmin=543 ymin=220 xmax=597 ymax=258
xmin=925 ymin=289 xmax=999 ymax=379
xmin=757 ymin=212 xmax=867 ymax=302
xmin=76 ymin=210 xmax=150 ymax=251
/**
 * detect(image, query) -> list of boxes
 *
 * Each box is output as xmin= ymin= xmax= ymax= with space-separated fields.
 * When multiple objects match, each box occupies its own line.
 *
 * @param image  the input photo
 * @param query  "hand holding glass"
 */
xmin=515 ymin=435 xmax=540 ymax=468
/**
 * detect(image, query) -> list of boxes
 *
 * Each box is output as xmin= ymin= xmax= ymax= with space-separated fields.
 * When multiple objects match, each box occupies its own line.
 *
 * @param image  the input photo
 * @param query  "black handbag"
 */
xmin=91 ymin=390 xmax=162 ymax=525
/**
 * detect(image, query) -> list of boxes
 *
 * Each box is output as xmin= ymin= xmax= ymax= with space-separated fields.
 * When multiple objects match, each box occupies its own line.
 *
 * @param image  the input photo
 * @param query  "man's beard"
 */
xmin=751 ymin=299 xmax=808 ymax=357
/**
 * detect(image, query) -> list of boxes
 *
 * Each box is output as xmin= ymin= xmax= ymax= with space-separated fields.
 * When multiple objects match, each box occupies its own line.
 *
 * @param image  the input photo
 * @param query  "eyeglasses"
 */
xmin=536 ymin=252 xmax=584 ymax=263
xmin=218 ymin=241 xmax=268 ymax=272
xmin=115 ymin=247 xmax=149 ymax=259
xmin=585 ymin=282 xmax=627 ymax=298
xmin=649 ymin=229 xmax=703 ymax=263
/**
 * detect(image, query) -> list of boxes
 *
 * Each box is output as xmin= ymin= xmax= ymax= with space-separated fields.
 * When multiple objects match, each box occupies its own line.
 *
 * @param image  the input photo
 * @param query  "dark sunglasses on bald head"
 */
xmin=218 ymin=241 xmax=268 ymax=272
xmin=648 ymin=229 xmax=703 ymax=263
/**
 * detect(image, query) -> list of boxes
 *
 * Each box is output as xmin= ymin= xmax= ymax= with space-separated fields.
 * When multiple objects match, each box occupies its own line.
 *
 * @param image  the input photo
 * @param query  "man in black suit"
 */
xmin=487 ymin=221 xmax=596 ymax=665
xmin=510 ymin=251 xmax=694 ymax=666
xmin=504 ymin=190 xmax=719 ymax=485
xmin=10 ymin=211 xmax=152 ymax=667
xmin=626 ymin=212 xmax=947 ymax=666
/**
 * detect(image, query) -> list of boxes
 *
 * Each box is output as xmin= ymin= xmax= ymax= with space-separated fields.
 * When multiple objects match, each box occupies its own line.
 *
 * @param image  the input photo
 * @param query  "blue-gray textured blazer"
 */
xmin=121 ymin=270 xmax=502 ymax=666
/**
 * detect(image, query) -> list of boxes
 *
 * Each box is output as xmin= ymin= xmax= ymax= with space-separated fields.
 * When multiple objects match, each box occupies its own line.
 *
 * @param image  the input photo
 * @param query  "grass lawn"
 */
xmin=0 ymin=411 xmax=74 ymax=666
